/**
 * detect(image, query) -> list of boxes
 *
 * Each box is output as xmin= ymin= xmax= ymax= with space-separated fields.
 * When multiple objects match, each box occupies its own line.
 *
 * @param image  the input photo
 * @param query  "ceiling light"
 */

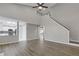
xmin=38 ymin=6 xmax=46 ymax=11
xmin=38 ymin=6 xmax=43 ymax=10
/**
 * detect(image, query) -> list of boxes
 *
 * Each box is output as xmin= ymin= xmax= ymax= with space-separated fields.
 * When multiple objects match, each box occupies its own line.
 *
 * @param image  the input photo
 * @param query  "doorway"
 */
xmin=38 ymin=26 xmax=45 ymax=41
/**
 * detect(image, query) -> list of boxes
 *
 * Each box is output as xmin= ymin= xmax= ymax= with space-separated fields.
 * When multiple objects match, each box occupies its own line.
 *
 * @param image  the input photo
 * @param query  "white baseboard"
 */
xmin=45 ymin=39 xmax=79 ymax=47
xmin=0 ymin=39 xmax=38 ymax=45
xmin=0 ymin=41 xmax=19 ymax=45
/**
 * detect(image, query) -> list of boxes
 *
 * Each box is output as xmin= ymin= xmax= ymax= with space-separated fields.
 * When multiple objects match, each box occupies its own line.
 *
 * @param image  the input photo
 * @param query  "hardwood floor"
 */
xmin=0 ymin=39 xmax=79 ymax=56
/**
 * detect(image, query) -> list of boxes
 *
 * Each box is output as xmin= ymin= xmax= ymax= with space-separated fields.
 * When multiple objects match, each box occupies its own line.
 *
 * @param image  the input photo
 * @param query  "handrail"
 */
xmin=47 ymin=11 xmax=70 ymax=31
xmin=37 ymin=10 xmax=69 ymax=31
xmin=38 ymin=11 xmax=69 ymax=31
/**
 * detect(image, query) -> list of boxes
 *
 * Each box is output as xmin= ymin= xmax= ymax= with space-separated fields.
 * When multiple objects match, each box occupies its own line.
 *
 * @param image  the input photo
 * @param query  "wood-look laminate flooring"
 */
xmin=0 ymin=39 xmax=79 ymax=56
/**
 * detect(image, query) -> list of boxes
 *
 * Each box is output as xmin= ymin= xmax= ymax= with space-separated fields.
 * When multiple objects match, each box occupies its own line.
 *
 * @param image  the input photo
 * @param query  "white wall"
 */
xmin=41 ymin=15 xmax=69 ymax=44
xmin=19 ymin=21 xmax=27 ymax=41
xmin=0 ymin=3 xmax=40 ymax=25
xmin=50 ymin=3 xmax=79 ymax=42
xmin=27 ymin=23 xmax=39 ymax=40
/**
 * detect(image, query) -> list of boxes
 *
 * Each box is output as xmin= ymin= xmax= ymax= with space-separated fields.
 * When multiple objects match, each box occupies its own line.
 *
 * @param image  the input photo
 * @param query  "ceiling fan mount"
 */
xmin=33 ymin=3 xmax=48 ymax=10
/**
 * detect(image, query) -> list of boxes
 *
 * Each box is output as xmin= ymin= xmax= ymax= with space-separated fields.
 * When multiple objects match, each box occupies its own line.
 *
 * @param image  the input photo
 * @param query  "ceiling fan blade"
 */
xmin=32 ymin=6 xmax=38 ymax=8
xmin=37 ymin=3 xmax=41 ymax=6
xmin=37 ymin=3 xmax=44 ymax=6
xmin=41 ymin=3 xmax=44 ymax=6
xmin=42 ymin=6 xmax=48 ymax=8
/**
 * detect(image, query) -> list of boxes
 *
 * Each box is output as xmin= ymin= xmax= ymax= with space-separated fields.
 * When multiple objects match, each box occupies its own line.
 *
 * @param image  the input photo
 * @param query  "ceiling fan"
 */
xmin=32 ymin=3 xmax=48 ymax=10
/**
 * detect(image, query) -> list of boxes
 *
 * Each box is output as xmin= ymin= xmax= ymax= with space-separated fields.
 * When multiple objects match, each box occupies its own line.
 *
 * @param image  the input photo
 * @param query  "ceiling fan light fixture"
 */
xmin=38 ymin=6 xmax=46 ymax=11
xmin=33 ymin=3 xmax=47 ymax=11
xmin=38 ymin=6 xmax=43 ymax=10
